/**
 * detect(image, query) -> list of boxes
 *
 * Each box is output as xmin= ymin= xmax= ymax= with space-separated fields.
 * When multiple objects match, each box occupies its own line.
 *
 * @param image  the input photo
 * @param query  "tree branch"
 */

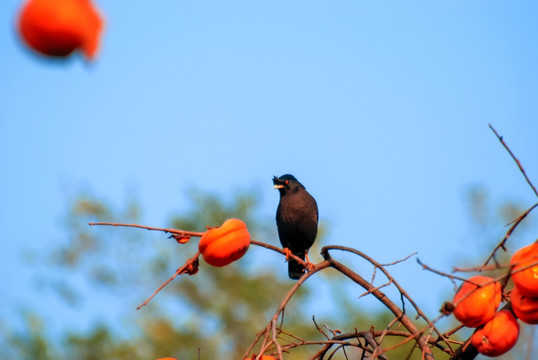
xmin=482 ymin=202 xmax=538 ymax=267
xmin=489 ymin=124 xmax=538 ymax=198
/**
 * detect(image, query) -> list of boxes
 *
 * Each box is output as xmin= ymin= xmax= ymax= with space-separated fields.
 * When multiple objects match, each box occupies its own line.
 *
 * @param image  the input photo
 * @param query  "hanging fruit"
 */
xmin=452 ymin=275 xmax=502 ymax=328
xmin=511 ymin=241 xmax=538 ymax=297
xmin=471 ymin=309 xmax=519 ymax=357
xmin=18 ymin=0 xmax=104 ymax=60
xmin=510 ymin=286 xmax=538 ymax=325
xmin=198 ymin=218 xmax=250 ymax=267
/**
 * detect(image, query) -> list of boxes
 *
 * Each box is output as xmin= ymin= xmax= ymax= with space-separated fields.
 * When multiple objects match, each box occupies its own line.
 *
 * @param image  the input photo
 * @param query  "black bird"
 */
xmin=273 ymin=174 xmax=318 ymax=279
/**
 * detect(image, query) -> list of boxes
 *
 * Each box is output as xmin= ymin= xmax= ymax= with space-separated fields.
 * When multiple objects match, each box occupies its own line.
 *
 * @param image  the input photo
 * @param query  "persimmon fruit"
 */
xmin=510 ymin=286 xmax=538 ymax=325
xmin=471 ymin=309 xmax=519 ymax=357
xmin=198 ymin=218 xmax=250 ymax=267
xmin=453 ymin=275 xmax=501 ymax=328
xmin=511 ymin=241 xmax=538 ymax=297
xmin=18 ymin=0 xmax=103 ymax=60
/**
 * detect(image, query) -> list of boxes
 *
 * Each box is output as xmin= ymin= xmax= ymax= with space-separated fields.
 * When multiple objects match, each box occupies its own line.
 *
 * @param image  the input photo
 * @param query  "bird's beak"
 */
xmin=273 ymin=175 xmax=283 ymax=189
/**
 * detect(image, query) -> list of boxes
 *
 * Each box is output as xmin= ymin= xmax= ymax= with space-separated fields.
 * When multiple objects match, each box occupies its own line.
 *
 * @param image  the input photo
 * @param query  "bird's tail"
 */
xmin=288 ymin=256 xmax=305 ymax=280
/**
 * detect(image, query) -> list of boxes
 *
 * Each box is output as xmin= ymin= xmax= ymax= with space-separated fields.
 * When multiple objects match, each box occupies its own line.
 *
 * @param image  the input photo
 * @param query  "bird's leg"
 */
xmin=305 ymin=252 xmax=314 ymax=272
xmin=283 ymin=247 xmax=292 ymax=261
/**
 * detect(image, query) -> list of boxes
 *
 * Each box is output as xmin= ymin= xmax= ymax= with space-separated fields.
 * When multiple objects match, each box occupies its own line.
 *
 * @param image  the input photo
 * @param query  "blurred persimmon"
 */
xmin=510 ymin=286 xmax=538 ymax=324
xmin=18 ymin=0 xmax=103 ymax=60
xmin=511 ymin=241 xmax=538 ymax=297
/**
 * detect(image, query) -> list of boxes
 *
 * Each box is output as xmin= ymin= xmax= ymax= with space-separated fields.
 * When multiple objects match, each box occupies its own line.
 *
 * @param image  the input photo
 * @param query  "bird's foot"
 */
xmin=305 ymin=253 xmax=314 ymax=272
xmin=283 ymin=247 xmax=292 ymax=261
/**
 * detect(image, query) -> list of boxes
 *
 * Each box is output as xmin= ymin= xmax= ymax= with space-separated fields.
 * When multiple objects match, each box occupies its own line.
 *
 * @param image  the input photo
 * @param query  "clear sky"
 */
xmin=1 ymin=0 xmax=538 ymax=340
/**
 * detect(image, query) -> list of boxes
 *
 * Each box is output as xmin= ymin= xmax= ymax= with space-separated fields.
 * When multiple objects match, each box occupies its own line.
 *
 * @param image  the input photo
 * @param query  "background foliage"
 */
xmin=2 ymin=1 xmax=538 ymax=359
xmin=1 ymin=186 xmax=536 ymax=359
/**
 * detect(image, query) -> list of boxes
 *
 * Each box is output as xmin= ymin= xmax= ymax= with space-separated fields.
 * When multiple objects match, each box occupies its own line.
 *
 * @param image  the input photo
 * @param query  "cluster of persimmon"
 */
xmin=451 ymin=241 xmax=538 ymax=357
xmin=17 ymin=0 xmax=104 ymax=60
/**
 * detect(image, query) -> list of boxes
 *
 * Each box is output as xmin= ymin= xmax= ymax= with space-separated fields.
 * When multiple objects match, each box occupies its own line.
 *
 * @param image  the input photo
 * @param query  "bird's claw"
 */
xmin=283 ymin=247 xmax=292 ymax=261
xmin=305 ymin=253 xmax=314 ymax=272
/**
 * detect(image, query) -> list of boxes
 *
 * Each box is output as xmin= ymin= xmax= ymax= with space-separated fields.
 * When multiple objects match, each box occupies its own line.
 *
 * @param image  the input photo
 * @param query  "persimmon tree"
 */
xmin=3 ymin=126 xmax=536 ymax=360
xmin=84 ymin=125 xmax=538 ymax=360
xmin=8 ymin=2 xmax=538 ymax=359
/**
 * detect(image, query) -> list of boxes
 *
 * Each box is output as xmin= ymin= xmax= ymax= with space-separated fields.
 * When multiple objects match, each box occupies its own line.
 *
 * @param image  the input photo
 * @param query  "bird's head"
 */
xmin=273 ymin=174 xmax=303 ymax=194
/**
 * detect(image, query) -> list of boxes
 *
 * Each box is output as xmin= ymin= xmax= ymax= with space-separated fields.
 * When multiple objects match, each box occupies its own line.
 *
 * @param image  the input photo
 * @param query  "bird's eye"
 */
xmin=285 ymin=180 xmax=289 ymax=185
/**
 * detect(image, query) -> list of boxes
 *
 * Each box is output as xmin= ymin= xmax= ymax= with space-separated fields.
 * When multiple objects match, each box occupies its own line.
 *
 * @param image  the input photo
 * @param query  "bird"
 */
xmin=273 ymin=174 xmax=318 ymax=279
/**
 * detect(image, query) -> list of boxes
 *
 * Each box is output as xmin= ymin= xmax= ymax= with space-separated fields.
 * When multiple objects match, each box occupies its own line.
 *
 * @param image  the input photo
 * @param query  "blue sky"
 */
xmin=1 ymin=0 xmax=538 ymax=341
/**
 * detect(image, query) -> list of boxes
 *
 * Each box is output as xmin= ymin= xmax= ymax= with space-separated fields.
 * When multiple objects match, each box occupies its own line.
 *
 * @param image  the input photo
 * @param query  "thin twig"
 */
xmin=137 ymin=252 xmax=200 ymax=309
xmin=482 ymin=202 xmax=538 ymax=266
xmin=417 ymin=258 xmax=467 ymax=288
xmin=489 ymin=124 xmax=538 ymax=198
xmin=381 ymin=252 xmax=418 ymax=266
xmin=452 ymin=264 xmax=508 ymax=273
xmin=245 ymin=260 xmax=331 ymax=360
xmin=358 ymin=280 xmax=393 ymax=299
xmin=313 ymin=316 xmax=331 ymax=340
xmin=322 ymin=251 xmax=434 ymax=359
xmin=325 ymin=246 xmax=444 ymax=354
xmin=89 ymin=222 xmax=205 ymax=237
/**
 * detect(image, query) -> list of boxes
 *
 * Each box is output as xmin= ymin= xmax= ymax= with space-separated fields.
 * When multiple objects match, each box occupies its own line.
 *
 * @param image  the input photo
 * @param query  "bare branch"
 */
xmin=321 ymin=250 xmax=434 ymax=359
xmin=489 ymin=124 xmax=538 ymax=198
xmin=246 ymin=259 xmax=332 ymax=360
xmin=381 ymin=252 xmax=418 ymax=266
xmin=89 ymin=221 xmax=205 ymax=238
xmin=137 ymin=252 xmax=200 ymax=309
xmin=482 ymin=202 xmax=538 ymax=266
xmin=324 ymin=246 xmax=446 ymax=353
xmin=417 ymin=258 xmax=466 ymax=288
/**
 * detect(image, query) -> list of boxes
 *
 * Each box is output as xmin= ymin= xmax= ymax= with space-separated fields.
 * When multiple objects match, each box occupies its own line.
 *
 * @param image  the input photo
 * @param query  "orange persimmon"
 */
xmin=471 ymin=309 xmax=519 ymax=357
xmin=198 ymin=218 xmax=250 ymax=267
xmin=453 ymin=275 xmax=502 ymax=328
xmin=18 ymin=0 xmax=103 ymax=60
xmin=510 ymin=286 xmax=538 ymax=325
xmin=511 ymin=241 xmax=538 ymax=297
